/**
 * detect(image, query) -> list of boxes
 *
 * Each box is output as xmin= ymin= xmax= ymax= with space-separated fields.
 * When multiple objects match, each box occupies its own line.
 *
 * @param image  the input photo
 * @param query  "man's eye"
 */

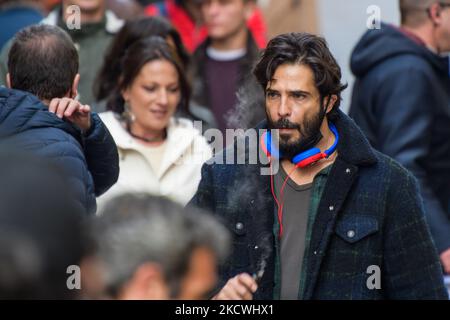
xmin=267 ymin=92 xmax=279 ymax=98
xmin=292 ymin=93 xmax=306 ymax=99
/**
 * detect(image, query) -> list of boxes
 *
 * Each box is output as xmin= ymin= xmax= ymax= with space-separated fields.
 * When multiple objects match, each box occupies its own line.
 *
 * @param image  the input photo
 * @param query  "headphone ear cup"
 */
xmin=260 ymin=131 xmax=271 ymax=158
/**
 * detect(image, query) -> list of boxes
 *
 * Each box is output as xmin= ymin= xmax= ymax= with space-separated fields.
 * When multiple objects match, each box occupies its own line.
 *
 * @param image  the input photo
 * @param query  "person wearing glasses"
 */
xmin=349 ymin=0 xmax=450 ymax=275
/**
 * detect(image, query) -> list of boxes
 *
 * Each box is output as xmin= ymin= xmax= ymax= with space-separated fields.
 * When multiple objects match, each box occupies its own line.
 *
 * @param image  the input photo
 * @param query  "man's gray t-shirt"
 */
xmin=275 ymin=166 xmax=312 ymax=300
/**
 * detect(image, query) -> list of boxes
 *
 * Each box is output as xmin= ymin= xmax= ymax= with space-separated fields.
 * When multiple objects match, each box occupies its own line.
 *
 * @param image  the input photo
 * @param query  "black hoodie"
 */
xmin=349 ymin=23 xmax=450 ymax=254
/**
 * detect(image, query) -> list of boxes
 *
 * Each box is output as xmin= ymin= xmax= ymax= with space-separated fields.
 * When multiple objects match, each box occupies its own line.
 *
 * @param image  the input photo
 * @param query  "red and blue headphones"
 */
xmin=260 ymin=122 xmax=339 ymax=238
xmin=260 ymin=122 xmax=339 ymax=168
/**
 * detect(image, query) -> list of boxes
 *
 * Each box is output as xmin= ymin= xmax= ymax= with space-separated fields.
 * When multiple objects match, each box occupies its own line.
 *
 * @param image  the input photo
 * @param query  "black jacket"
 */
xmin=349 ymin=23 xmax=450 ymax=254
xmin=189 ymin=111 xmax=447 ymax=299
xmin=0 ymin=87 xmax=119 ymax=214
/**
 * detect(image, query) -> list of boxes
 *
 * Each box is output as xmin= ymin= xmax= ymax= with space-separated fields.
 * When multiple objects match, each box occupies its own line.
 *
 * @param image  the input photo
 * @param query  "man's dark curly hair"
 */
xmin=253 ymin=32 xmax=347 ymax=117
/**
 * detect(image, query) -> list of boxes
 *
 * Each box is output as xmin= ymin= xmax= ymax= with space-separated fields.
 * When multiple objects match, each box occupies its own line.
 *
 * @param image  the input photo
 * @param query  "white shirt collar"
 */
xmin=206 ymin=47 xmax=247 ymax=61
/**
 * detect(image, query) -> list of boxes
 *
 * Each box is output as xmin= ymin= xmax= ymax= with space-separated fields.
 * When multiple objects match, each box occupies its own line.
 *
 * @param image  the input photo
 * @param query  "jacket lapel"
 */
xmin=302 ymin=157 xmax=359 ymax=299
xmin=302 ymin=111 xmax=379 ymax=299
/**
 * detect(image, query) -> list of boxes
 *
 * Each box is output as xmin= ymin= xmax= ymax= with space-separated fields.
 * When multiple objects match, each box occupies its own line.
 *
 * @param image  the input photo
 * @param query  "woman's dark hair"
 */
xmin=107 ymin=36 xmax=191 ymax=117
xmin=253 ymin=32 xmax=347 ymax=116
xmin=95 ymin=16 xmax=189 ymax=102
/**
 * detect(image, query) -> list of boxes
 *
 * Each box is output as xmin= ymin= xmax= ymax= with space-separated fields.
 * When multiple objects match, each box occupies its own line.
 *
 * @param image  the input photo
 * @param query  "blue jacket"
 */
xmin=349 ymin=23 xmax=450 ymax=254
xmin=189 ymin=111 xmax=448 ymax=299
xmin=0 ymin=87 xmax=119 ymax=214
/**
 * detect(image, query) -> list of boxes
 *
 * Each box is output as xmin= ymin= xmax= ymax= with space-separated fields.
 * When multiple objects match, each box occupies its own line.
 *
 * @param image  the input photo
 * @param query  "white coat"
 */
xmin=97 ymin=112 xmax=212 ymax=210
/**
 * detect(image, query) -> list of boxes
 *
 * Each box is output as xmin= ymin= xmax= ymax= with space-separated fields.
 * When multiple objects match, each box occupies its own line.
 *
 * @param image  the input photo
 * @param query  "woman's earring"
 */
xmin=123 ymin=101 xmax=136 ymax=122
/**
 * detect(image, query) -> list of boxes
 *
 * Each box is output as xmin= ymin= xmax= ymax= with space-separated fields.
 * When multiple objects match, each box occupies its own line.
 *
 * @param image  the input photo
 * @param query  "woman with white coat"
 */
xmin=98 ymin=37 xmax=211 ymax=208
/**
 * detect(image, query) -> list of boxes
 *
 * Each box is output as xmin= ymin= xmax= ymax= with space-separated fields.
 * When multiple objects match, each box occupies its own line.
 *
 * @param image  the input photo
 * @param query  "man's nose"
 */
xmin=278 ymin=96 xmax=291 ymax=118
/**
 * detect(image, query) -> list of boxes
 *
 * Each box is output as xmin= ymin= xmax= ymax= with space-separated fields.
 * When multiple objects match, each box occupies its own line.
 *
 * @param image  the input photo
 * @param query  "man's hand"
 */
xmin=212 ymin=273 xmax=258 ymax=300
xmin=49 ymin=98 xmax=91 ymax=132
xmin=440 ymin=248 xmax=450 ymax=274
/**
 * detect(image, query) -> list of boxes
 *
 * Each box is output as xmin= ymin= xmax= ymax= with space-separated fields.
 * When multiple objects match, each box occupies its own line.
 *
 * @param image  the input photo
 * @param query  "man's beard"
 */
xmin=267 ymin=107 xmax=326 ymax=160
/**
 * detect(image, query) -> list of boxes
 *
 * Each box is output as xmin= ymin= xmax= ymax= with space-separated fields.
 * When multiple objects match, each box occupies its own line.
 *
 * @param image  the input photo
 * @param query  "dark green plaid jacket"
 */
xmin=189 ymin=110 xmax=448 ymax=300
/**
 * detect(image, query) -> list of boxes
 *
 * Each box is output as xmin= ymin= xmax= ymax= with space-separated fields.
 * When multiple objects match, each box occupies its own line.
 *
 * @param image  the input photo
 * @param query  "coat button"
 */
xmin=329 ymin=205 xmax=334 ymax=211
xmin=254 ymin=245 xmax=259 ymax=250
xmin=346 ymin=168 xmax=351 ymax=174
xmin=347 ymin=230 xmax=355 ymax=238
xmin=236 ymin=222 xmax=244 ymax=231
xmin=314 ymin=251 xmax=318 ymax=255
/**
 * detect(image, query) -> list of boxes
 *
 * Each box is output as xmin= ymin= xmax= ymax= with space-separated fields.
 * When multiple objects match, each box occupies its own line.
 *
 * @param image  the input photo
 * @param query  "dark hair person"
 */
xmin=98 ymin=37 xmax=211 ymax=207
xmin=3 ymin=24 xmax=120 ymax=216
xmin=253 ymin=32 xmax=347 ymax=119
xmin=95 ymin=16 xmax=189 ymax=104
xmin=189 ymin=32 xmax=448 ymax=300
xmin=7 ymin=24 xmax=78 ymax=101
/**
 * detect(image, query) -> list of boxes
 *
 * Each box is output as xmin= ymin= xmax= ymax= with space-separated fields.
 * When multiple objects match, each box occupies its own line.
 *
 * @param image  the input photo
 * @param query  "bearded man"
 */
xmin=188 ymin=32 xmax=448 ymax=300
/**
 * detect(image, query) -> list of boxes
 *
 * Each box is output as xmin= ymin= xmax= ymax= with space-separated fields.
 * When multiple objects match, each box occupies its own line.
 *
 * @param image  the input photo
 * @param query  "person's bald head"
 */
xmin=400 ymin=0 xmax=437 ymax=27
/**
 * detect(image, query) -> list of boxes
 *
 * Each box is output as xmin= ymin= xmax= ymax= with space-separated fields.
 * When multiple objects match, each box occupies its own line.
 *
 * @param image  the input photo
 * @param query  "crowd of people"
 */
xmin=0 ymin=0 xmax=449 ymax=300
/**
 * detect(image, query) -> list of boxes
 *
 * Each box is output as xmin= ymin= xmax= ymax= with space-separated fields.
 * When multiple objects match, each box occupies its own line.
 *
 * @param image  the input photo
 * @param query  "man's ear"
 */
xmin=6 ymin=73 xmax=11 ymax=89
xmin=70 ymin=74 xmax=80 ymax=99
xmin=429 ymin=3 xmax=443 ymax=26
xmin=324 ymin=95 xmax=338 ymax=114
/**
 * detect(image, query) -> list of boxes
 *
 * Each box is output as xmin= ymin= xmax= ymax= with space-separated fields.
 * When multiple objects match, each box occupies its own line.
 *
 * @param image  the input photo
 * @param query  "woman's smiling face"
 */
xmin=122 ymin=59 xmax=181 ymax=134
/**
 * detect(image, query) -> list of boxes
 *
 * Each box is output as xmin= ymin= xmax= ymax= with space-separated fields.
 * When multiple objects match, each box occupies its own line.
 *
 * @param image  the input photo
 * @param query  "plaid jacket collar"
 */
xmin=254 ymin=110 xmax=378 ymax=168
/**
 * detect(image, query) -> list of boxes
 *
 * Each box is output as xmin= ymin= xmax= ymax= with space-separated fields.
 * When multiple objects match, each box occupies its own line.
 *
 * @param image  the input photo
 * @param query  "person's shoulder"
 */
xmin=19 ymin=125 xmax=86 ymax=167
xmin=98 ymin=111 xmax=128 ymax=142
xmin=370 ymin=149 xmax=416 ymax=184
xmin=98 ymin=111 xmax=124 ymax=132
xmin=375 ymin=52 xmax=435 ymax=78
xmin=98 ymin=110 xmax=116 ymax=124
xmin=202 ymin=141 xmax=244 ymax=173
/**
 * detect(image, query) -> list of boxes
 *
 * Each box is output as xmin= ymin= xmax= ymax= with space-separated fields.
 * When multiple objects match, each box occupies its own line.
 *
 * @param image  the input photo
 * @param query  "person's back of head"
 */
xmin=7 ymin=24 xmax=79 ymax=101
xmin=88 ymin=194 xmax=230 ymax=300
xmin=0 ymin=151 xmax=85 ymax=299
xmin=399 ymin=0 xmax=450 ymax=53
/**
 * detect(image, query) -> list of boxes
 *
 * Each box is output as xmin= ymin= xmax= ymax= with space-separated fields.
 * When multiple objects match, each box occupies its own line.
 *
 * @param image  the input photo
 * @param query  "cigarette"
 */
xmin=252 ymin=270 xmax=264 ymax=283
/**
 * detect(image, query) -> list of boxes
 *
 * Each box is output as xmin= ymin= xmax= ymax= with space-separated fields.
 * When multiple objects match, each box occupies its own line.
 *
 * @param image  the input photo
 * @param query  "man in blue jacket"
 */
xmin=189 ymin=32 xmax=448 ymax=300
xmin=0 ymin=24 xmax=119 ymax=214
xmin=349 ymin=0 xmax=450 ymax=274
